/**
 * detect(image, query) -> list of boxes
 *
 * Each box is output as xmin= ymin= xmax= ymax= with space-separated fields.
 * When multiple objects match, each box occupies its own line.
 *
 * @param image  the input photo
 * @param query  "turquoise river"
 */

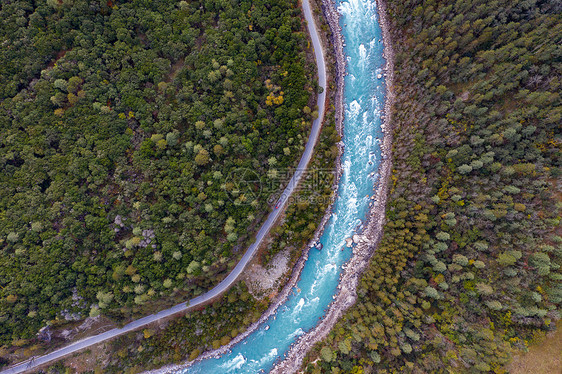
xmin=180 ymin=0 xmax=386 ymax=372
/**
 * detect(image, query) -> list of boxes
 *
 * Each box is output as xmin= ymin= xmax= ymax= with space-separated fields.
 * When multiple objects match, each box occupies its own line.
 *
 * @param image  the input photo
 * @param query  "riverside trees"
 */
xmin=305 ymin=0 xmax=561 ymax=372
xmin=0 ymin=0 xmax=316 ymax=349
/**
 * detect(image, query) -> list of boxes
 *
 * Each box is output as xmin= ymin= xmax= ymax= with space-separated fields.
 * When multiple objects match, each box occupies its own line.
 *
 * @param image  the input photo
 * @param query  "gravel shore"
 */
xmin=270 ymin=0 xmax=396 ymax=372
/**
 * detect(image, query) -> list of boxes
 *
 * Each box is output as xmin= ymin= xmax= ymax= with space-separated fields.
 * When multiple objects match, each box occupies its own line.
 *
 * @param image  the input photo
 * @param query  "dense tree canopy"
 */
xmin=0 ymin=0 xmax=316 ymax=345
xmin=305 ymin=0 xmax=561 ymax=372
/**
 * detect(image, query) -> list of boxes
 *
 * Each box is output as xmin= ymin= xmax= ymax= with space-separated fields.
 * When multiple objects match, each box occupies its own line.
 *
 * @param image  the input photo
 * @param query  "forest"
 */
xmin=92 ymin=117 xmax=339 ymax=374
xmin=0 ymin=0 xmax=317 ymax=349
xmin=304 ymin=0 xmax=561 ymax=372
xmin=17 ymin=75 xmax=339 ymax=374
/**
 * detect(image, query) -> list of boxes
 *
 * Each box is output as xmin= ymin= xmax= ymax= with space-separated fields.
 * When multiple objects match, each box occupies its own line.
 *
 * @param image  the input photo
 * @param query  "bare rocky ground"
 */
xmin=243 ymin=250 xmax=290 ymax=298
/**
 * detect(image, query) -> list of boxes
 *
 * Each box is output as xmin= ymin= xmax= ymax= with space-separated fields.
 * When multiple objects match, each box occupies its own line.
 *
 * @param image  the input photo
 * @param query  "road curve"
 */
xmin=1 ymin=2 xmax=326 ymax=373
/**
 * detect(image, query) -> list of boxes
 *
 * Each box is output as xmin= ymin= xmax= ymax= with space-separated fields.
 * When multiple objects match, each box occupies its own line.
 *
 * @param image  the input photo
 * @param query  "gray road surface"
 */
xmin=1 ymin=1 xmax=326 ymax=373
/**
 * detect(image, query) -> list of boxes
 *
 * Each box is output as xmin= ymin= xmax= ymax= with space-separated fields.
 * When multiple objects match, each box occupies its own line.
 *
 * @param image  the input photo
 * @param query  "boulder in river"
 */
xmin=352 ymin=234 xmax=369 ymax=244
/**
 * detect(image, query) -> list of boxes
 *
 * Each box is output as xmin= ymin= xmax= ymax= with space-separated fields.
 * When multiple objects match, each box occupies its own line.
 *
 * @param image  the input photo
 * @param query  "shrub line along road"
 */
xmin=1 ymin=1 xmax=326 ymax=373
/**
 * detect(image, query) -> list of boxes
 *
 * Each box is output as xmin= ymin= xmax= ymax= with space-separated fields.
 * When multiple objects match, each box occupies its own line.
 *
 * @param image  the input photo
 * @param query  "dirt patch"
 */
xmin=243 ymin=249 xmax=290 ymax=297
xmin=64 ymin=341 xmax=112 ymax=373
xmin=507 ymin=321 xmax=562 ymax=374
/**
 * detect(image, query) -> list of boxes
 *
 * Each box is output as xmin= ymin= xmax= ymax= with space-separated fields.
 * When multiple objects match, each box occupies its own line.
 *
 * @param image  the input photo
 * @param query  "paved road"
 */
xmin=1 ymin=2 xmax=326 ymax=373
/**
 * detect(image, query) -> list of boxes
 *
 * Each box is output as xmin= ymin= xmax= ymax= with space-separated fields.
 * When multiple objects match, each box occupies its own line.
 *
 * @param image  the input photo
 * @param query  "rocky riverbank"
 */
xmin=270 ymin=0 xmax=396 ymax=372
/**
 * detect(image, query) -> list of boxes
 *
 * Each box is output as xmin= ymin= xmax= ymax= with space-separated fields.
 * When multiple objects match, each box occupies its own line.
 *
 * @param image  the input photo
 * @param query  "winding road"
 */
xmin=0 ymin=2 xmax=326 ymax=373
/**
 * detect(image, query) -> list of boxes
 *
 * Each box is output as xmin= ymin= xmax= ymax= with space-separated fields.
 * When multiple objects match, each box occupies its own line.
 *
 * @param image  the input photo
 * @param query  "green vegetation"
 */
xmin=305 ymin=0 xmax=561 ymax=372
xmin=95 ymin=122 xmax=338 ymax=371
xmin=38 ymin=89 xmax=339 ymax=374
xmin=0 ymin=0 xmax=317 ymax=348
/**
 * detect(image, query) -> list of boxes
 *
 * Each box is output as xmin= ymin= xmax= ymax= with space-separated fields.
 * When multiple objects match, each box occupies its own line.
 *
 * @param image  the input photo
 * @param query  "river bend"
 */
xmin=180 ymin=0 xmax=387 ymax=372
